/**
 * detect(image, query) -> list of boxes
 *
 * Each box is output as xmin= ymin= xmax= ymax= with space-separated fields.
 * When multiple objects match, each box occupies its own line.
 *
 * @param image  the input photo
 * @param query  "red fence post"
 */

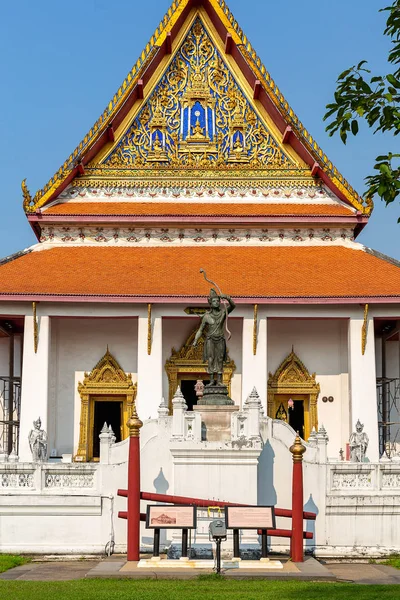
xmin=289 ymin=434 xmax=306 ymax=562
xmin=126 ymin=406 xmax=143 ymax=561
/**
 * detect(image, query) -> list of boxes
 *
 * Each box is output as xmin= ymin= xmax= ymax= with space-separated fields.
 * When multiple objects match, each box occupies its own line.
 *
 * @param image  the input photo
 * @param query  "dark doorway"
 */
xmin=181 ymin=379 xmax=210 ymax=411
xmin=288 ymin=400 xmax=305 ymax=439
xmin=93 ymin=400 xmax=122 ymax=458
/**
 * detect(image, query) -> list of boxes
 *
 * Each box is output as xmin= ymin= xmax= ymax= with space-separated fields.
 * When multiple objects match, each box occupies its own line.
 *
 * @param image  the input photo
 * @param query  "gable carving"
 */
xmin=268 ymin=349 xmax=319 ymax=391
xmin=103 ymin=18 xmax=295 ymax=172
xmin=78 ymin=347 xmax=135 ymax=393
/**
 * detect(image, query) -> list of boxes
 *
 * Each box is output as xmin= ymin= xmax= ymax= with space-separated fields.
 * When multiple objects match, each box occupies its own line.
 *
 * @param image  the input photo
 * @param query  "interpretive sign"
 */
xmin=225 ymin=506 xmax=276 ymax=530
xmin=146 ymin=505 xmax=197 ymax=529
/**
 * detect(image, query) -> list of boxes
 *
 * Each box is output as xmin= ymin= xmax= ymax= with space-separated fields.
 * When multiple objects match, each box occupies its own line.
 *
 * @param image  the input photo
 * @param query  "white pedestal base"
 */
xmin=137 ymin=558 xmax=283 ymax=569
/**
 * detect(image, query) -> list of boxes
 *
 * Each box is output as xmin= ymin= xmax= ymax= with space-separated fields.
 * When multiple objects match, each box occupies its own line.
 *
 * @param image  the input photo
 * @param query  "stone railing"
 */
xmin=0 ymin=463 xmax=98 ymax=493
xmin=328 ymin=463 xmax=400 ymax=493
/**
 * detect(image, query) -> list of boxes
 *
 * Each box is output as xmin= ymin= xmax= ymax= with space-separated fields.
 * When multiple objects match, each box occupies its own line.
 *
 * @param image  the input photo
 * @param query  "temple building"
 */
xmin=0 ymin=0 xmax=399 ymax=556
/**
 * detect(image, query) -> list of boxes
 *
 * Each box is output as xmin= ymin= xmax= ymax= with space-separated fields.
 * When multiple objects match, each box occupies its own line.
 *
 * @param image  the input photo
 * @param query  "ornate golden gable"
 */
xmin=24 ymin=0 xmax=367 ymax=214
xmin=165 ymin=325 xmax=235 ymax=410
xmin=268 ymin=349 xmax=320 ymax=439
xmin=75 ymin=348 xmax=137 ymax=462
xmin=102 ymin=18 xmax=294 ymax=173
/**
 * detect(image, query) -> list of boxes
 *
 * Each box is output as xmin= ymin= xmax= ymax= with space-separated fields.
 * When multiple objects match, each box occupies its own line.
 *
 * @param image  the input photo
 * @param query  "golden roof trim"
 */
xmin=27 ymin=0 xmax=369 ymax=216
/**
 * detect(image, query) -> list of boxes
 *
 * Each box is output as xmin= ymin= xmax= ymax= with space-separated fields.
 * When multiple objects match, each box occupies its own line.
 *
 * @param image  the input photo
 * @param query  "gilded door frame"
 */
xmin=74 ymin=348 xmax=137 ymax=462
xmin=165 ymin=326 xmax=236 ymax=411
xmin=267 ymin=349 xmax=320 ymax=440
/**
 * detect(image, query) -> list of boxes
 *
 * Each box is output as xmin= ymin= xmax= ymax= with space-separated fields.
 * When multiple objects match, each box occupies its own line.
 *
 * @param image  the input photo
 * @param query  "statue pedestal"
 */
xmin=197 ymin=384 xmax=234 ymax=406
xmin=193 ymin=404 xmax=239 ymax=441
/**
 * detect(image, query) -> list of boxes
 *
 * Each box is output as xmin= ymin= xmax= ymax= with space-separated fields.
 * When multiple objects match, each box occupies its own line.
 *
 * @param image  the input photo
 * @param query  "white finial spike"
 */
xmin=246 ymin=386 xmax=261 ymax=405
xmin=172 ymin=386 xmax=187 ymax=407
xmin=101 ymin=422 xmax=109 ymax=434
xmin=158 ymin=396 xmax=169 ymax=417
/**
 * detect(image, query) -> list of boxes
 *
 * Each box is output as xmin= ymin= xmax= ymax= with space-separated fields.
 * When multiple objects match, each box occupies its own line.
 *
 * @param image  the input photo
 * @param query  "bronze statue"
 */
xmin=193 ymin=271 xmax=236 ymax=388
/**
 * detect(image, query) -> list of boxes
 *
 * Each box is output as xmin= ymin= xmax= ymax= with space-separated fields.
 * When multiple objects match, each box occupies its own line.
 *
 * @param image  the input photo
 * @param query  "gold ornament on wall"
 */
xmin=253 ymin=304 xmax=258 ymax=355
xmin=361 ymin=304 xmax=369 ymax=356
xmin=32 ymin=302 xmax=38 ymax=354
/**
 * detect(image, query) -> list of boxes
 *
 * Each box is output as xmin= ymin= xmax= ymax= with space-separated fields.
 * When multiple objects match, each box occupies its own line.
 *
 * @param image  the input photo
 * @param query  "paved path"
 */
xmin=0 ymin=556 xmax=399 ymax=583
xmin=324 ymin=562 xmax=400 ymax=585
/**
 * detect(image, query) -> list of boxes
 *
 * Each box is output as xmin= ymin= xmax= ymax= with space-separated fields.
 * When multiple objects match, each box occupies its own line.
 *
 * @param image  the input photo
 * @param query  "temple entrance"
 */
xmin=75 ymin=348 xmax=137 ymax=462
xmin=274 ymin=394 xmax=306 ymax=440
xmin=92 ymin=398 xmax=123 ymax=459
xmin=181 ymin=379 xmax=210 ymax=411
xmin=268 ymin=349 xmax=320 ymax=440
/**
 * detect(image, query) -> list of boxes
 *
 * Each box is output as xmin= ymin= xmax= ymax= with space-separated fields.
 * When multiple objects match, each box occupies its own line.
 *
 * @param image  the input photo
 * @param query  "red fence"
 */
xmin=117 ymin=429 xmax=315 ymax=562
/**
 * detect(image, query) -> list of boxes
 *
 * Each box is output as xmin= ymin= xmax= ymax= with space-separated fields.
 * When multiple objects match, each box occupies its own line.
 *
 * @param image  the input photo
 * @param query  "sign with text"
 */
xmin=225 ymin=506 xmax=276 ymax=530
xmin=146 ymin=505 xmax=197 ymax=529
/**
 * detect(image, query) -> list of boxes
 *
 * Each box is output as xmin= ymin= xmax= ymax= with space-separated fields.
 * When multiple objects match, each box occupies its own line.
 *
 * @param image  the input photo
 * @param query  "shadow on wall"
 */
xmin=142 ymin=467 xmax=171 ymax=548
xmin=257 ymin=440 xmax=277 ymax=506
xmin=257 ymin=441 xmax=277 ymax=550
xmin=304 ymin=493 xmax=319 ymax=553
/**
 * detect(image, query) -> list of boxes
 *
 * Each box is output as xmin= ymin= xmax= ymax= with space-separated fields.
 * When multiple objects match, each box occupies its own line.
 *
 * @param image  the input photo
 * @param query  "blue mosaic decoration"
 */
xmin=104 ymin=18 xmax=295 ymax=169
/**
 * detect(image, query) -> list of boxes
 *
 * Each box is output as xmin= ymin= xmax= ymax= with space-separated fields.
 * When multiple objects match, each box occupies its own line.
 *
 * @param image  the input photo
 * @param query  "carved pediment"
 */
xmin=102 ymin=18 xmax=295 ymax=173
xmin=167 ymin=325 xmax=234 ymax=366
xmin=170 ymin=328 xmax=206 ymax=362
xmin=268 ymin=349 xmax=318 ymax=391
xmin=78 ymin=347 xmax=135 ymax=393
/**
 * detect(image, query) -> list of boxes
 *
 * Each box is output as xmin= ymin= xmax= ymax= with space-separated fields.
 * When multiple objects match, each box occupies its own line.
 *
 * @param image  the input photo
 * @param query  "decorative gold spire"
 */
xmin=127 ymin=406 xmax=143 ymax=437
xmin=289 ymin=434 xmax=306 ymax=462
xmin=22 ymin=179 xmax=33 ymax=211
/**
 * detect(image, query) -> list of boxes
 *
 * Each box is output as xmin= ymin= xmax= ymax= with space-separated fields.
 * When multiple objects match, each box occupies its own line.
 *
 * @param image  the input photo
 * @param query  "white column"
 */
xmin=242 ymin=315 xmax=267 ymax=410
xmin=136 ymin=312 xmax=162 ymax=420
xmin=19 ymin=315 xmax=51 ymax=462
xmin=348 ymin=316 xmax=379 ymax=461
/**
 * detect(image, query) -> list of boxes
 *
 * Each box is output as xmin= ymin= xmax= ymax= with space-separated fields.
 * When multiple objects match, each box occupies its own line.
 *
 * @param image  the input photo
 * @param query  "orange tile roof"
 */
xmin=43 ymin=202 xmax=355 ymax=217
xmin=0 ymin=246 xmax=399 ymax=300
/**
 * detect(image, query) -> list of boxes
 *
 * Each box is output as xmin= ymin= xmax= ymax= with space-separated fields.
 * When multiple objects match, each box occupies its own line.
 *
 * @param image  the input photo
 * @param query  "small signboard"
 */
xmin=225 ymin=506 xmax=276 ymax=530
xmin=146 ymin=505 xmax=197 ymax=529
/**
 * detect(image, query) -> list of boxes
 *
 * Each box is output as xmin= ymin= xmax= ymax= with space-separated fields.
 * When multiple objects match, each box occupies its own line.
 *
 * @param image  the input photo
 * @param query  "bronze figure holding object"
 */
xmin=193 ymin=270 xmax=236 ymax=405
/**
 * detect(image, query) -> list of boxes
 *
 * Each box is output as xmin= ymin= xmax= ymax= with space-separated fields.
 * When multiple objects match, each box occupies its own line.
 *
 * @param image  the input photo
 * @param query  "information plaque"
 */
xmin=146 ymin=505 xmax=197 ymax=529
xmin=225 ymin=506 xmax=276 ymax=530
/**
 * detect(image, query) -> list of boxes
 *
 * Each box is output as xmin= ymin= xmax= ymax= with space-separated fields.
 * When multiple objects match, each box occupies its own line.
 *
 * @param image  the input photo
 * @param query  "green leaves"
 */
xmin=365 ymin=153 xmax=400 ymax=209
xmin=324 ymin=1 xmax=400 ymax=221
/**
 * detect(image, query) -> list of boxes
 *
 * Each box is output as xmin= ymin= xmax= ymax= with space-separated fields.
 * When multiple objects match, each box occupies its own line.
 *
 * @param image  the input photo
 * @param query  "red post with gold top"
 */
xmin=289 ymin=434 xmax=306 ymax=562
xmin=126 ymin=407 xmax=143 ymax=561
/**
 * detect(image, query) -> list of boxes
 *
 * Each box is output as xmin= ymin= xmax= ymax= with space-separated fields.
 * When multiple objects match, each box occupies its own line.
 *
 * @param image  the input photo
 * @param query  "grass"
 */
xmin=370 ymin=554 xmax=400 ymax=570
xmin=0 ymin=580 xmax=400 ymax=600
xmin=382 ymin=557 xmax=400 ymax=570
xmin=0 ymin=555 xmax=30 ymax=574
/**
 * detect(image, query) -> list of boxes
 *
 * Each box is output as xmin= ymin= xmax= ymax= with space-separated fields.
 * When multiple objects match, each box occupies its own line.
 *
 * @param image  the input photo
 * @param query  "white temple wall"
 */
xmin=0 ymin=338 xmax=9 ymax=376
xmin=0 ymin=335 xmax=21 ymax=377
xmin=267 ymin=319 xmax=349 ymax=455
xmin=375 ymin=337 xmax=399 ymax=379
xmin=49 ymin=318 xmax=138 ymax=456
xmin=386 ymin=339 xmax=400 ymax=378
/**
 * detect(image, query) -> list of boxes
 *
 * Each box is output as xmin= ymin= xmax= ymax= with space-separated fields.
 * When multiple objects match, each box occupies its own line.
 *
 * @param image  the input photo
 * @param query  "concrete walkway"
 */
xmin=1 ymin=556 xmax=400 ymax=584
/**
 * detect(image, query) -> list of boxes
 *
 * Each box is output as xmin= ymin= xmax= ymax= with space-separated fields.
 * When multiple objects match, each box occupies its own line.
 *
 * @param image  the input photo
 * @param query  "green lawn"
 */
xmin=383 ymin=557 xmax=400 ymax=570
xmin=0 ymin=555 xmax=30 ymax=574
xmin=0 ymin=580 xmax=399 ymax=600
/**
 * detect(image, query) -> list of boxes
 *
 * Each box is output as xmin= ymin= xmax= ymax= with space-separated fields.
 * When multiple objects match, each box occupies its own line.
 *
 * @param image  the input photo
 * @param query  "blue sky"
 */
xmin=0 ymin=0 xmax=398 ymax=259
